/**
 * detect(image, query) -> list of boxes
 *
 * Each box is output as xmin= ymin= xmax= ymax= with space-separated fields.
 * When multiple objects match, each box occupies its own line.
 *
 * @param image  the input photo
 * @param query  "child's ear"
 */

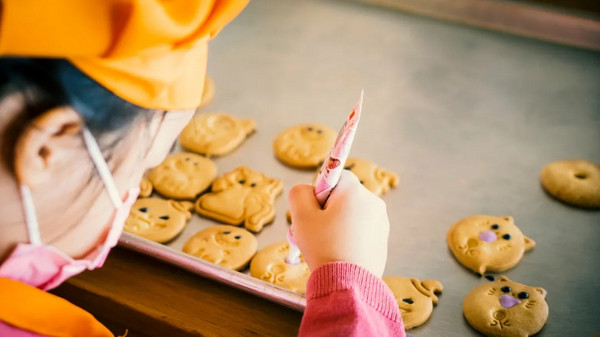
xmin=171 ymin=200 xmax=194 ymax=220
xmin=524 ymin=236 xmax=536 ymax=251
xmin=534 ymin=287 xmax=547 ymax=298
xmin=497 ymin=275 xmax=511 ymax=282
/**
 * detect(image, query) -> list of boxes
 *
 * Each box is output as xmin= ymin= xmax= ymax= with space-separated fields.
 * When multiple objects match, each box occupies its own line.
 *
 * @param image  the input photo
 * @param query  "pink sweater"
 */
xmin=299 ymin=262 xmax=406 ymax=336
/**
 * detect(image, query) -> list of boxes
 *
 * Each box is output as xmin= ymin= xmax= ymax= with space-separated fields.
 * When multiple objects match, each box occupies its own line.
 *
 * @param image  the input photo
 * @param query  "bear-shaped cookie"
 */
xmin=383 ymin=277 xmax=443 ymax=329
xmin=124 ymin=198 xmax=193 ymax=243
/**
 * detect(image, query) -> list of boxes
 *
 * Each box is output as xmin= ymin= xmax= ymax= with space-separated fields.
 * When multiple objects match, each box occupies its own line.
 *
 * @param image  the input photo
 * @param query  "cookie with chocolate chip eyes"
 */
xmin=182 ymin=225 xmax=257 ymax=270
xmin=273 ymin=124 xmax=336 ymax=168
xmin=124 ymin=198 xmax=193 ymax=243
xmin=195 ymin=166 xmax=283 ymax=232
xmin=463 ymin=276 xmax=548 ymax=337
xmin=540 ymin=159 xmax=600 ymax=209
xmin=250 ymin=241 xmax=310 ymax=294
xmin=383 ymin=277 xmax=443 ymax=330
xmin=147 ymin=152 xmax=217 ymax=200
xmin=447 ymin=215 xmax=535 ymax=274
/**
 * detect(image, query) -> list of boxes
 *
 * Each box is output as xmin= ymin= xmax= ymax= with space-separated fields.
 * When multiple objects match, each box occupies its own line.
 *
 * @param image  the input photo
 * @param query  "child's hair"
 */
xmin=0 ymin=58 xmax=155 ymax=171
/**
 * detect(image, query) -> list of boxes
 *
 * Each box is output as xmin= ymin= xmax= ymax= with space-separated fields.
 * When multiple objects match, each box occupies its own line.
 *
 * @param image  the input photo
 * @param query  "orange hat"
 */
xmin=0 ymin=0 xmax=249 ymax=110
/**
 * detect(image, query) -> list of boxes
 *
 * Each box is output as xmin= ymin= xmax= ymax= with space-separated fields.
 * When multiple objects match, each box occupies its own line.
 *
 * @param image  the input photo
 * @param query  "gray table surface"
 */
xmin=166 ymin=0 xmax=600 ymax=335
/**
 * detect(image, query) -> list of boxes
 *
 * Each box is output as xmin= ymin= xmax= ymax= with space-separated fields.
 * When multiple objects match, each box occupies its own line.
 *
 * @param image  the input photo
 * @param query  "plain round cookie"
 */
xmin=147 ymin=152 xmax=217 ymax=200
xmin=182 ymin=225 xmax=257 ymax=270
xmin=463 ymin=276 xmax=548 ymax=337
xmin=540 ymin=159 xmax=600 ymax=208
xmin=273 ymin=124 xmax=336 ymax=168
xmin=124 ymin=198 xmax=193 ymax=243
xmin=250 ymin=241 xmax=310 ymax=294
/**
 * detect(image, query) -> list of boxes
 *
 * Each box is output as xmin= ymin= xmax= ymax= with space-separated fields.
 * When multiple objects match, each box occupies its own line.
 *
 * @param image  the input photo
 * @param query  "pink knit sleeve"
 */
xmin=298 ymin=262 xmax=406 ymax=337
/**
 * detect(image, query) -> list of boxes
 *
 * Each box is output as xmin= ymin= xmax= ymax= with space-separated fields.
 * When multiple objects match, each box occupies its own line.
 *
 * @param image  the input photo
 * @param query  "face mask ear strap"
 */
xmin=19 ymin=184 xmax=42 ymax=245
xmin=82 ymin=128 xmax=123 ymax=208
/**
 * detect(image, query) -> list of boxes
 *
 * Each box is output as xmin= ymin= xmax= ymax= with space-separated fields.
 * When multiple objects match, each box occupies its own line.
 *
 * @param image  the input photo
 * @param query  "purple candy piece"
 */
xmin=479 ymin=230 xmax=498 ymax=243
xmin=500 ymin=294 xmax=521 ymax=308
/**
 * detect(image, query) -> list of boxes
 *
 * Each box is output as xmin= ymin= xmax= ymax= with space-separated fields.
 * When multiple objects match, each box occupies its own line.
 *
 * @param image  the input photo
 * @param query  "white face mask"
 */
xmin=0 ymin=128 xmax=139 ymax=290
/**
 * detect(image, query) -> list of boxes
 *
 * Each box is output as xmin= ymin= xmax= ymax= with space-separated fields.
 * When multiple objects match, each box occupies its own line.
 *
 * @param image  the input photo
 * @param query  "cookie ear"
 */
xmin=497 ymin=275 xmax=511 ymax=282
xmin=503 ymin=216 xmax=514 ymax=223
xmin=524 ymin=236 xmax=536 ymax=251
xmin=534 ymin=287 xmax=547 ymax=298
xmin=171 ymin=200 xmax=194 ymax=220
xmin=421 ymin=280 xmax=443 ymax=305
xmin=139 ymin=178 xmax=153 ymax=197
xmin=240 ymin=119 xmax=256 ymax=135
xmin=265 ymin=178 xmax=283 ymax=195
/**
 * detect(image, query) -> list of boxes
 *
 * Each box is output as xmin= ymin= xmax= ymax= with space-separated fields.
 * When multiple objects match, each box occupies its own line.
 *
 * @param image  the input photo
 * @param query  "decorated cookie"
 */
xmin=147 ymin=152 xmax=217 ymax=200
xmin=179 ymin=113 xmax=256 ymax=157
xmin=195 ymin=166 xmax=283 ymax=232
xmin=124 ymin=198 xmax=193 ymax=243
xmin=383 ymin=277 xmax=443 ymax=330
xmin=197 ymin=76 xmax=215 ymax=109
xmin=447 ymin=215 xmax=535 ymax=275
xmin=273 ymin=123 xmax=336 ymax=168
xmin=463 ymin=276 xmax=548 ymax=337
xmin=182 ymin=225 xmax=257 ymax=270
xmin=139 ymin=177 xmax=153 ymax=198
xmin=250 ymin=241 xmax=310 ymax=294
xmin=540 ymin=159 xmax=600 ymax=208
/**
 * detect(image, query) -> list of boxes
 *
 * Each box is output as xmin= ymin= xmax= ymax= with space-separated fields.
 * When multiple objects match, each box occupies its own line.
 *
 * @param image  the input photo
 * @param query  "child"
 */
xmin=0 ymin=1 xmax=405 ymax=336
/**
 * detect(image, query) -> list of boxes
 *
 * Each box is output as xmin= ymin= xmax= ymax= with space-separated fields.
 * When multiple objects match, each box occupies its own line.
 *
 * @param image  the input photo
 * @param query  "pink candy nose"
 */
xmin=500 ymin=294 xmax=521 ymax=308
xmin=479 ymin=230 xmax=498 ymax=243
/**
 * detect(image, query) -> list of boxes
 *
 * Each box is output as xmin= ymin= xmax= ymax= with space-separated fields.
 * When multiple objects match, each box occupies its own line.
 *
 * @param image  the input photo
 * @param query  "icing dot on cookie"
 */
xmin=491 ymin=224 xmax=500 ymax=230
xmin=574 ymin=172 xmax=588 ymax=179
xmin=485 ymin=275 xmax=496 ymax=281
xmin=502 ymin=234 xmax=511 ymax=240
xmin=234 ymin=235 xmax=242 ymax=239
xmin=518 ymin=292 xmax=529 ymax=299
xmin=239 ymin=180 xmax=246 ymax=184
xmin=159 ymin=215 xmax=170 ymax=220
xmin=402 ymin=298 xmax=414 ymax=304
xmin=223 ymin=231 xmax=231 ymax=234
xmin=139 ymin=207 xmax=148 ymax=213
xmin=501 ymin=286 xmax=511 ymax=293
xmin=251 ymin=183 xmax=256 ymax=187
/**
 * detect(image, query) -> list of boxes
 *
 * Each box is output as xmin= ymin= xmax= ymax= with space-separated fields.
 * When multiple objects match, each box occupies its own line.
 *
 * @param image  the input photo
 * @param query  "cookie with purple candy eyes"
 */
xmin=463 ymin=276 xmax=548 ymax=337
xmin=447 ymin=215 xmax=535 ymax=275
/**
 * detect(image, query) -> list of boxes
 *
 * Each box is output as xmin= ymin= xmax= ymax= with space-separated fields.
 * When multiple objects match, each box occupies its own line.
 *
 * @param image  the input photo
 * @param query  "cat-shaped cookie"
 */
xmin=195 ymin=166 xmax=283 ymax=232
xmin=463 ymin=276 xmax=548 ymax=337
xmin=273 ymin=124 xmax=336 ymax=168
xmin=124 ymin=198 xmax=193 ymax=243
xmin=447 ymin=215 xmax=535 ymax=274
xmin=179 ymin=113 xmax=256 ymax=157
xmin=250 ymin=242 xmax=310 ymax=294
xmin=343 ymin=158 xmax=399 ymax=196
xmin=383 ymin=277 xmax=443 ymax=329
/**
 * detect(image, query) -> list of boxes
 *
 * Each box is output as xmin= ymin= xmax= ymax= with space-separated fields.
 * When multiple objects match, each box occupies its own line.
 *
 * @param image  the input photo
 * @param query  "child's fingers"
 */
xmin=288 ymin=183 xmax=321 ymax=221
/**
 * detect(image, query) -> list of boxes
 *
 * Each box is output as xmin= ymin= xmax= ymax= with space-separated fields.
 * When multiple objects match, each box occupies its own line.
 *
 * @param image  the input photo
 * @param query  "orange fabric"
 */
xmin=0 ymin=0 xmax=249 ymax=110
xmin=0 ymin=277 xmax=113 ymax=337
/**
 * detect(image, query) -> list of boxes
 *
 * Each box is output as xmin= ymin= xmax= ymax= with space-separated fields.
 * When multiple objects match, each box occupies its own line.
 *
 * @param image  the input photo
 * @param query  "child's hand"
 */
xmin=289 ymin=170 xmax=390 ymax=278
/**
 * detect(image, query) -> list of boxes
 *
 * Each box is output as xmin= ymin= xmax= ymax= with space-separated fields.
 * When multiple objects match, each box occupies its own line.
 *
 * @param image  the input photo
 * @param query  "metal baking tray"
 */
xmin=119 ymin=0 xmax=600 ymax=335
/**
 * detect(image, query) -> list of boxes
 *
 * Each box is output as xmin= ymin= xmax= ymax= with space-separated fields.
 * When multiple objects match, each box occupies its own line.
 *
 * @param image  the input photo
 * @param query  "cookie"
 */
xmin=147 ymin=152 xmax=217 ymax=200
xmin=195 ymin=166 xmax=283 ymax=232
xmin=273 ymin=124 xmax=336 ymax=168
xmin=197 ymin=76 xmax=215 ymax=109
xmin=463 ymin=276 xmax=548 ymax=337
xmin=179 ymin=113 xmax=256 ymax=157
xmin=540 ymin=159 xmax=600 ymax=208
xmin=139 ymin=177 xmax=153 ymax=197
xmin=383 ymin=277 xmax=443 ymax=330
xmin=250 ymin=241 xmax=310 ymax=294
xmin=447 ymin=215 xmax=535 ymax=275
xmin=124 ymin=198 xmax=193 ymax=243
xmin=182 ymin=225 xmax=257 ymax=270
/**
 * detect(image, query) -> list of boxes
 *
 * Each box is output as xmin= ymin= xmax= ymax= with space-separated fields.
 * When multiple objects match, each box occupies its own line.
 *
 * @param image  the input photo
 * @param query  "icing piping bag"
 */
xmin=286 ymin=90 xmax=364 ymax=264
